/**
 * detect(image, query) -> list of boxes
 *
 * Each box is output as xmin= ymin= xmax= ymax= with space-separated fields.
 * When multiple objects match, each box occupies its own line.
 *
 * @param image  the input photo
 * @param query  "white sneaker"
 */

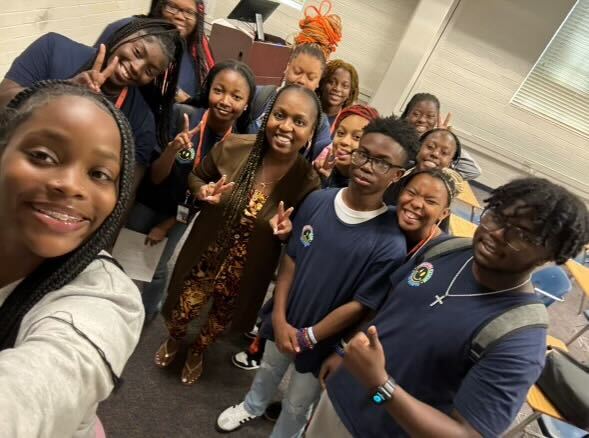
xmin=231 ymin=351 xmax=261 ymax=370
xmin=216 ymin=402 xmax=258 ymax=432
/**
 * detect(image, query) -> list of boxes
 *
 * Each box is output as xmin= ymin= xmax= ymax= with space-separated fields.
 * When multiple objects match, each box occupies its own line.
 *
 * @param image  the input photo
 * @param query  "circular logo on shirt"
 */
xmin=176 ymin=147 xmax=195 ymax=164
xmin=408 ymin=262 xmax=434 ymax=287
xmin=300 ymin=225 xmax=314 ymax=247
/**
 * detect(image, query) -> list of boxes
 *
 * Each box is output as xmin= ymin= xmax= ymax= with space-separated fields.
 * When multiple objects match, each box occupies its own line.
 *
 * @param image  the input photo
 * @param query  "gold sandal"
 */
xmin=154 ymin=339 xmax=178 ymax=368
xmin=181 ymin=352 xmax=203 ymax=385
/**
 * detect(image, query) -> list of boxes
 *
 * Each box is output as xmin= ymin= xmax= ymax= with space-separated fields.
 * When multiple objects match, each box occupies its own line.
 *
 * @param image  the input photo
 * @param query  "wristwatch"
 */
xmin=370 ymin=376 xmax=396 ymax=405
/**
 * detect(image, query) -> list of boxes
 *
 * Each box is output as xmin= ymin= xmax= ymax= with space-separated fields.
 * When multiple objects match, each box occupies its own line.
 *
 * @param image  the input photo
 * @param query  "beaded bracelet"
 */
xmin=296 ymin=327 xmax=317 ymax=351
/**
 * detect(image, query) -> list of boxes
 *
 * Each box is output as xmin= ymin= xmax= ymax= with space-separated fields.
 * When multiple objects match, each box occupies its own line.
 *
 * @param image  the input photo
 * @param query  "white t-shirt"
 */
xmin=0 ymin=251 xmax=144 ymax=438
xmin=334 ymin=188 xmax=388 ymax=225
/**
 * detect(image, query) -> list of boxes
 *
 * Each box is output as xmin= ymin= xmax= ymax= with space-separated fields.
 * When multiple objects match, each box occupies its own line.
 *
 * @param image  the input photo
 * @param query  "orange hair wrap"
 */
xmin=294 ymin=0 xmax=342 ymax=59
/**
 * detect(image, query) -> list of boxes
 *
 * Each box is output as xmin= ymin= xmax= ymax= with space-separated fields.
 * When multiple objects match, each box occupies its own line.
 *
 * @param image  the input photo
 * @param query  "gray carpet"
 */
xmin=98 ymin=317 xmax=274 ymax=438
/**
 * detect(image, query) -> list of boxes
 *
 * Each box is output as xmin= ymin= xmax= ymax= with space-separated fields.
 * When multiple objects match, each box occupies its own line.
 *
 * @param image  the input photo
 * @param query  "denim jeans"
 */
xmin=126 ymin=202 xmax=188 ymax=316
xmin=244 ymin=340 xmax=322 ymax=438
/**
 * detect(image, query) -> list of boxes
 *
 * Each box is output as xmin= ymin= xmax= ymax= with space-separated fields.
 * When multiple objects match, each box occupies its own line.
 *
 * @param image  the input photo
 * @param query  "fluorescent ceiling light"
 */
xmin=280 ymin=0 xmax=304 ymax=10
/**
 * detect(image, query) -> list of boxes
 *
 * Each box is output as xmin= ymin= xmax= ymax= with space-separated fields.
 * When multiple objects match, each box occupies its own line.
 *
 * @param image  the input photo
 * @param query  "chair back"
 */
xmin=532 ymin=266 xmax=572 ymax=306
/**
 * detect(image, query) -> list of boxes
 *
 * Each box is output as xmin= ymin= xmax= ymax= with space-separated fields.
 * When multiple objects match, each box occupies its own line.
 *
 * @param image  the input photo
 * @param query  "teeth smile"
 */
xmin=404 ymin=210 xmax=419 ymax=220
xmin=35 ymin=207 xmax=84 ymax=223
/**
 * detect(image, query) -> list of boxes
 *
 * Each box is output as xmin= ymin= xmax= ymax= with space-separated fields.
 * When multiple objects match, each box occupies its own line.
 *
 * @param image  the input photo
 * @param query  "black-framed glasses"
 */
xmin=350 ymin=149 xmax=405 ymax=175
xmin=479 ymin=208 xmax=542 ymax=251
xmin=164 ymin=2 xmax=198 ymax=21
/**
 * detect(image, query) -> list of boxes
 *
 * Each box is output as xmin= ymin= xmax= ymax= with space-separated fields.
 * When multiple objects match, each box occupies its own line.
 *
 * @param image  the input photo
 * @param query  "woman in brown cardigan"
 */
xmin=155 ymin=85 xmax=322 ymax=384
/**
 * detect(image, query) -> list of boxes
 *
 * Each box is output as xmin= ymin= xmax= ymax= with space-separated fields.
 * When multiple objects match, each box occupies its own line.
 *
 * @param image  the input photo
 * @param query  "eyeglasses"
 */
xmin=164 ymin=2 xmax=198 ymax=21
xmin=479 ymin=209 xmax=542 ymax=251
xmin=350 ymin=149 xmax=405 ymax=175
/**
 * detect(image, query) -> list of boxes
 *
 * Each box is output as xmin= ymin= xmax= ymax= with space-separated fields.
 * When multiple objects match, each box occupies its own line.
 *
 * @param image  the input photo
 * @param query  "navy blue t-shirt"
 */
xmin=327 ymin=249 xmax=547 ymax=438
xmin=260 ymin=188 xmax=407 ymax=374
xmin=5 ymin=33 xmax=157 ymax=166
xmin=95 ymin=17 xmax=200 ymax=97
xmin=245 ymin=85 xmax=332 ymax=161
xmin=137 ymin=105 xmax=221 ymax=215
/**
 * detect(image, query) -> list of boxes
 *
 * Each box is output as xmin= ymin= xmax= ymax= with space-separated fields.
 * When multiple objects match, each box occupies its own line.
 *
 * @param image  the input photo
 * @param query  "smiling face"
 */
xmin=284 ymin=53 xmax=323 ymax=91
xmin=397 ymin=173 xmax=450 ymax=238
xmin=406 ymin=100 xmax=438 ymax=135
xmin=0 ymin=96 xmax=121 ymax=259
xmin=208 ymin=69 xmax=251 ymax=123
xmin=473 ymin=202 xmax=553 ymax=274
xmin=416 ymin=130 xmax=457 ymax=171
xmin=265 ymin=89 xmax=318 ymax=157
xmin=332 ymin=114 xmax=370 ymax=170
xmin=107 ymin=32 xmax=170 ymax=88
xmin=322 ymin=67 xmax=352 ymax=110
xmin=161 ymin=0 xmax=198 ymax=38
xmin=349 ymin=133 xmax=406 ymax=196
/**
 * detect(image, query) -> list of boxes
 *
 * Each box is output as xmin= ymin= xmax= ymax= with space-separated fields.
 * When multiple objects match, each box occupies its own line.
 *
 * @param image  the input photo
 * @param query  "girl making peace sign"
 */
xmin=127 ymin=60 xmax=256 ymax=319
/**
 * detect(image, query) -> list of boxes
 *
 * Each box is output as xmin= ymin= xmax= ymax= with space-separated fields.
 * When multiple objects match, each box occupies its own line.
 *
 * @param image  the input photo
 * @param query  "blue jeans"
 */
xmin=244 ymin=340 xmax=322 ymax=438
xmin=126 ymin=202 xmax=187 ymax=316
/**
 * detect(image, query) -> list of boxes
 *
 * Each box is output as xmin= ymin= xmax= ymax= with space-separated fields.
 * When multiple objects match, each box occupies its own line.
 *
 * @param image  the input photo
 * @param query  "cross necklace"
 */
xmin=429 ymin=256 xmax=532 ymax=307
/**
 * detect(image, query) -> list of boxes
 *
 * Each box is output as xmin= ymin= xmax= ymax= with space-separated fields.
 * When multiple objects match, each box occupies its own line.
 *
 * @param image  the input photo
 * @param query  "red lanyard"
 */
xmin=115 ymin=87 xmax=129 ymax=109
xmin=407 ymin=225 xmax=440 ymax=259
xmin=193 ymin=110 xmax=233 ymax=169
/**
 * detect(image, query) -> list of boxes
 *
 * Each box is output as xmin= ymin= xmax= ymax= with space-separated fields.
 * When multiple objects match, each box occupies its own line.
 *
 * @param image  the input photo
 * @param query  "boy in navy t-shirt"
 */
xmin=306 ymin=178 xmax=589 ymax=438
xmin=216 ymin=117 xmax=420 ymax=437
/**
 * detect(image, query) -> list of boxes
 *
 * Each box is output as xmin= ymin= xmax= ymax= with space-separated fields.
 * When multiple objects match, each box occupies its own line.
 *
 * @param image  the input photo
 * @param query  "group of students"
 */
xmin=0 ymin=1 xmax=589 ymax=437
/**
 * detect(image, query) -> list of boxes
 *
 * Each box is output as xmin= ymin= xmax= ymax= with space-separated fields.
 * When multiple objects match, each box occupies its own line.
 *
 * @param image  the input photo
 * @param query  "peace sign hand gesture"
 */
xmin=197 ymin=175 xmax=235 ymax=204
xmin=70 ymin=44 xmax=119 ymax=93
xmin=437 ymin=112 xmax=453 ymax=130
xmin=168 ymin=114 xmax=201 ymax=154
xmin=269 ymin=201 xmax=294 ymax=241
xmin=314 ymin=148 xmax=336 ymax=179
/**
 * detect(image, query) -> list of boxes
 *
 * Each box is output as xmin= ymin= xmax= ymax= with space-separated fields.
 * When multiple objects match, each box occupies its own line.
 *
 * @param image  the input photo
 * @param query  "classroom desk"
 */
xmin=505 ymin=336 xmax=566 ymax=437
xmin=565 ymin=259 xmax=589 ymax=314
xmin=449 ymin=214 xmax=478 ymax=238
xmin=456 ymin=181 xmax=482 ymax=221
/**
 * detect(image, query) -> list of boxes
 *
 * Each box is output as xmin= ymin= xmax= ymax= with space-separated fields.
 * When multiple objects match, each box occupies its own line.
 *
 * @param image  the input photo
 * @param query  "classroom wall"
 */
xmin=0 ymin=0 xmax=151 ymax=79
xmin=404 ymin=0 xmax=589 ymax=201
xmin=207 ymin=0 xmax=418 ymax=102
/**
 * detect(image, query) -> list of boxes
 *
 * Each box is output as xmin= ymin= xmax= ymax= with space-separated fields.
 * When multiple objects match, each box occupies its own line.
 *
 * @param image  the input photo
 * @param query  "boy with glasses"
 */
xmin=308 ymin=177 xmax=589 ymax=438
xmin=216 ymin=117 xmax=419 ymax=437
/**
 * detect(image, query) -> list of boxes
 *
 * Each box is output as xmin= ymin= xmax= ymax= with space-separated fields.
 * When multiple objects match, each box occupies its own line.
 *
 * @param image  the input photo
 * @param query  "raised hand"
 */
xmin=168 ymin=114 xmax=201 ymax=154
xmin=344 ymin=325 xmax=389 ymax=390
xmin=70 ymin=44 xmax=119 ymax=93
xmin=437 ymin=112 xmax=453 ymax=130
xmin=197 ymin=175 xmax=235 ymax=204
xmin=269 ymin=201 xmax=294 ymax=241
xmin=314 ymin=147 xmax=336 ymax=179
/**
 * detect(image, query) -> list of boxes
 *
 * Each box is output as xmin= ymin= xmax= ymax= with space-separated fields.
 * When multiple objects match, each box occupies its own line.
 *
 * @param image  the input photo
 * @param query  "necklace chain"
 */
xmin=429 ymin=256 xmax=531 ymax=307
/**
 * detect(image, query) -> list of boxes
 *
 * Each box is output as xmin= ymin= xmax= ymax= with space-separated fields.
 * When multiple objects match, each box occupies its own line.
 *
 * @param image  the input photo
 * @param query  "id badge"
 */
xmin=176 ymin=204 xmax=190 ymax=224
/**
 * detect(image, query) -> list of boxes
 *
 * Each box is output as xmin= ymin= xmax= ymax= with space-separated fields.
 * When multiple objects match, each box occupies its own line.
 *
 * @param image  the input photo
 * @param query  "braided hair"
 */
xmin=485 ymin=178 xmax=589 ymax=265
xmin=192 ymin=60 xmax=256 ymax=134
xmin=400 ymin=93 xmax=440 ymax=119
xmin=90 ymin=17 xmax=184 ymax=148
xmin=0 ymin=80 xmax=135 ymax=349
xmin=289 ymin=43 xmax=328 ymax=73
xmin=213 ymin=84 xmax=322 ymax=266
xmin=294 ymin=0 xmax=342 ymax=59
xmin=318 ymin=59 xmax=360 ymax=109
xmin=148 ymin=0 xmax=211 ymax=83
xmin=402 ymin=168 xmax=464 ymax=207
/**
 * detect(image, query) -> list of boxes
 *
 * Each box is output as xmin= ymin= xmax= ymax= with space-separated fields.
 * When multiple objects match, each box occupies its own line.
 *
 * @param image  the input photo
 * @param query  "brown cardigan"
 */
xmin=162 ymin=134 xmax=321 ymax=331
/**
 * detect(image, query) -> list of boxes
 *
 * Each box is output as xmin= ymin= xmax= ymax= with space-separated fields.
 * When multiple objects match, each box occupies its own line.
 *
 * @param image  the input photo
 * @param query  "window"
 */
xmin=511 ymin=0 xmax=589 ymax=138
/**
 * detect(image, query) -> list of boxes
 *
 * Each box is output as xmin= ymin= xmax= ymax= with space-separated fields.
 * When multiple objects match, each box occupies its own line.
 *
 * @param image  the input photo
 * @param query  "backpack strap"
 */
xmin=418 ymin=237 xmax=473 ymax=264
xmin=469 ymin=303 xmax=549 ymax=362
xmin=250 ymin=85 xmax=278 ymax=122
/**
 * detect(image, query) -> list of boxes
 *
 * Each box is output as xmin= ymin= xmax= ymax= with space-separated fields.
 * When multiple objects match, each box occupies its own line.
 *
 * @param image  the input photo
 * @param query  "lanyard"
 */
xmin=115 ymin=87 xmax=129 ymax=109
xmin=192 ymin=110 xmax=233 ymax=169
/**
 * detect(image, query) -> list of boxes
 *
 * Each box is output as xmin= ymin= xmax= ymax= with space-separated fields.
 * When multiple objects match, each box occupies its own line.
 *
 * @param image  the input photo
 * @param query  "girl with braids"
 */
xmin=314 ymin=104 xmax=379 ymax=188
xmin=96 ymin=0 xmax=214 ymax=102
xmin=128 ymin=60 xmax=255 ymax=319
xmin=318 ymin=59 xmax=360 ymax=131
xmin=154 ymin=84 xmax=322 ymax=384
xmin=400 ymin=92 xmax=482 ymax=181
xmin=0 ymin=18 xmax=183 ymax=188
xmin=0 ymin=81 xmax=142 ymax=436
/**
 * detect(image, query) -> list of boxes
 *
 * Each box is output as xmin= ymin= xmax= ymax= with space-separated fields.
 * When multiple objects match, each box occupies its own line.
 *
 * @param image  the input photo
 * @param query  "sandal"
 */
xmin=181 ymin=351 xmax=203 ymax=385
xmin=154 ymin=338 xmax=178 ymax=368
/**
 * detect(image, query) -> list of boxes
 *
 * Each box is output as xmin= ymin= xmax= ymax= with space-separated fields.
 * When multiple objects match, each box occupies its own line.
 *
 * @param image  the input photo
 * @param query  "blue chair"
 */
xmin=538 ymin=414 xmax=589 ymax=438
xmin=532 ymin=266 xmax=572 ymax=306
